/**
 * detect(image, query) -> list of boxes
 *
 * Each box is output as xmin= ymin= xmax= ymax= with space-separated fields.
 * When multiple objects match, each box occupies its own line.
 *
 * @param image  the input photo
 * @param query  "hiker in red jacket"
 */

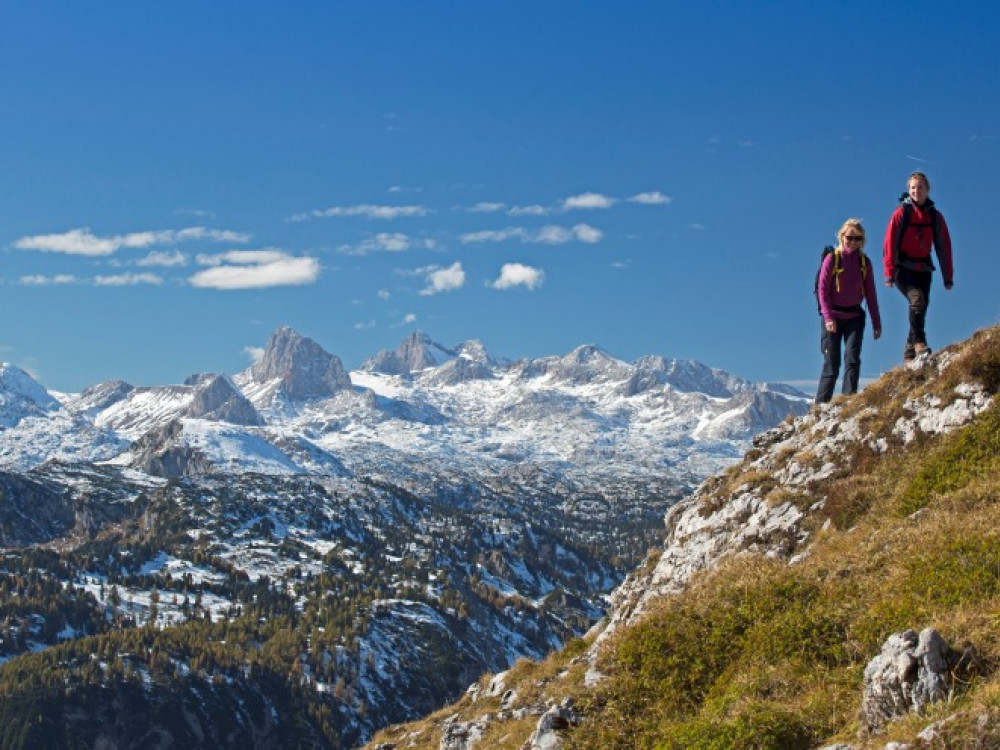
xmin=883 ymin=171 xmax=954 ymax=360
xmin=816 ymin=219 xmax=882 ymax=404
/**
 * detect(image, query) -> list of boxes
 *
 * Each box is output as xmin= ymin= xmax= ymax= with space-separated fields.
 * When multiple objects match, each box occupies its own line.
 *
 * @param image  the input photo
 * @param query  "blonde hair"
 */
xmin=836 ymin=218 xmax=866 ymax=251
xmin=908 ymin=171 xmax=931 ymax=191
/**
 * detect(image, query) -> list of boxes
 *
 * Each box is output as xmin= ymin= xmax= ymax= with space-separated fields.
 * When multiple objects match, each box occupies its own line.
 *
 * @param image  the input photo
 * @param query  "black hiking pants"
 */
xmin=816 ymin=313 xmax=866 ymax=404
xmin=895 ymin=267 xmax=933 ymax=348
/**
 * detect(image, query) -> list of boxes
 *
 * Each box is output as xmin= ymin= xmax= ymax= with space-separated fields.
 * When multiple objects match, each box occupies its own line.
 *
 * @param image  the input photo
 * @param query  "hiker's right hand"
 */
xmin=825 ymin=320 xmax=837 ymax=333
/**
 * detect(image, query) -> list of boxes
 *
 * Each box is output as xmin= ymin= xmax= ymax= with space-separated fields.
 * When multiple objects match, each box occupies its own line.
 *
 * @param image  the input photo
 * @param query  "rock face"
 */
xmin=249 ymin=326 xmax=351 ymax=399
xmin=363 ymin=331 xmax=453 ymax=376
xmin=861 ymin=628 xmax=956 ymax=732
xmin=185 ymin=374 xmax=264 ymax=426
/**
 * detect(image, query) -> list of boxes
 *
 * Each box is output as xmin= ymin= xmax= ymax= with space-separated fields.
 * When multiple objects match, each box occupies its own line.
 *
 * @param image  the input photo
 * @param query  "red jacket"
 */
xmin=882 ymin=197 xmax=953 ymax=285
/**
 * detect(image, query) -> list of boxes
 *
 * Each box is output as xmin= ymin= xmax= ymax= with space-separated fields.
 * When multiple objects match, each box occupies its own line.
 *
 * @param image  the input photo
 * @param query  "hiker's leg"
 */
xmin=898 ymin=268 xmax=931 ymax=346
xmin=816 ymin=322 xmax=842 ymax=404
xmin=841 ymin=314 xmax=865 ymax=395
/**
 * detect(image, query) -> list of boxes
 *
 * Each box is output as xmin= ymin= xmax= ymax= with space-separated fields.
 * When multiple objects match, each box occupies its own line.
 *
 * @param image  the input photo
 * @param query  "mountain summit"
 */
xmin=245 ymin=326 xmax=352 ymax=400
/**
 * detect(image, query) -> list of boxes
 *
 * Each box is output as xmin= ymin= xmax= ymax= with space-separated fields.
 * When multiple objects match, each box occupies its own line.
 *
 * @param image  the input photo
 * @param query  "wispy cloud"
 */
xmin=189 ymin=250 xmax=320 ymax=290
xmin=19 ymin=274 xmax=79 ymax=286
xmin=562 ymin=192 xmax=616 ymax=210
xmin=95 ymin=273 xmax=164 ymax=286
xmin=509 ymin=205 xmax=551 ymax=216
xmin=243 ymin=346 xmax=265 ymax=363
xmin=467 ymin=202 xmax=508 ymax=213
xmin=627 ymin=191 xmax=672 ymax=205
xmin=337 ymin=232 xmax=428 ymax=256
xmin=905 ymin=154 xmax=935 ymax=164
xmin=490 ymin=263 xmax=545 ymax=290
xmin=289 ymin=204 xmax=428 ymax=222
xmin=460 ymin=223 xmax=602 ymax=245
xmin=137 ymin=250 xmax=188 ymax=267
xmin=418 ymin=262 xmax=466 ymax=296
xmin=14 ymin=227 xmax=250 ymax=256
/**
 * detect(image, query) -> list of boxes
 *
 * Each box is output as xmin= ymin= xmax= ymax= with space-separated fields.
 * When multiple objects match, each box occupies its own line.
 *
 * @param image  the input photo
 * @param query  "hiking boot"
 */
xmin=903 ymin=343 xmax=916 ymax=361
xmin=914 ymin=342 xmax=931 ymax=356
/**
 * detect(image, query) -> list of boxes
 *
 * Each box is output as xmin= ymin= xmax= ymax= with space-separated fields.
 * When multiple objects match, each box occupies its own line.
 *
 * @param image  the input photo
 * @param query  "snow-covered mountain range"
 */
xmin=0 ymin=326 xmax=808 ymax=488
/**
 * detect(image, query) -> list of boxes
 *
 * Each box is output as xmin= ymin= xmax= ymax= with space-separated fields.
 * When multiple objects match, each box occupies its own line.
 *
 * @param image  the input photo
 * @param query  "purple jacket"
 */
xmin=818 ymin=248 xmax=881 ymax=331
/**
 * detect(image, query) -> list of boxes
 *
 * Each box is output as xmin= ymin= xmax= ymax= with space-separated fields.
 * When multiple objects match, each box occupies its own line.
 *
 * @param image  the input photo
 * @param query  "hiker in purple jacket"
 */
xmin=816 ymin=218 xmax=882 ymax=404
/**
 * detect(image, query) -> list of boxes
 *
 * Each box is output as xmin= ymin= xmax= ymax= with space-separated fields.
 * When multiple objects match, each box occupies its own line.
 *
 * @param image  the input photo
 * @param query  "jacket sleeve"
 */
xmin=863 ymin=257 xmax=881 ymax=332
xmin=883 ymin=207 xmax=903 ymax=280
xmin=817 ymin=254 xmax=835 ymax=322
xmin=934 ymin=211 xmax=954 ymax=285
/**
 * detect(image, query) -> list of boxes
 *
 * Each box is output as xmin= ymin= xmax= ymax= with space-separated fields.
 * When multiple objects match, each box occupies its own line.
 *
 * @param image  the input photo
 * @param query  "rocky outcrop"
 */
xmin=185 ymin=374 xmax=264 ymax=426
xmin=861 ymin=628 xmax=960 ymax=733
xmin=127 ymin=420 xmax=215 ymax=479
xmin=525 ymin=699 xmax=581 ymax=750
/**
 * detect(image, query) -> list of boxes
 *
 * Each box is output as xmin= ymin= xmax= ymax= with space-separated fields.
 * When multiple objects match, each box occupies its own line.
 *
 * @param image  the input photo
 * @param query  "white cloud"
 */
xmin=468 ymin=202 xmax=508 ymax=213
xmin=95 ymin=273 xmax=164 ymax=286
xmin=509 ymin=205 xmax=551 ymax=216
xmin=418 ymin=262 xmax=466 ymax=296
xmin=628 ymin=191 xmax=673 ymax=205
xmin=491 ymin=263 xmax=545 ymax=290
xmin=243 ymin=346 xmax=265 ymax=363
xmin=291 ymin=204 xmax=428 ymax=221
xmin=19 ymin=274 xmax=78 ymax=286
xmin=138 ymin=250 xmax=188 ymax=267
xmin=14 ymin=226 xmax=250 ymax=256
xmin=562 ymin=192 xmax=616 ymax=210
xmin=354 ymin=320 xmax=377 ymax=330
xmin=391 ymin=313 xmax=418 ymax=327
xmin=337 ymin=233 xmax=412 ymax=256
xmin=460 ymin=224 xmax=602 ymax=245
xmin=377 ymin=288 xmax=391 ymax=300
xmin=460 ymin=228 xmax=525 ymax=244
xmin=572 ymin=223 xmax=603 ymax=243
xmin=535 ymin=225 xmax=573 ymax=244
xmin=188 ymin=252 xmax=320 ymax=290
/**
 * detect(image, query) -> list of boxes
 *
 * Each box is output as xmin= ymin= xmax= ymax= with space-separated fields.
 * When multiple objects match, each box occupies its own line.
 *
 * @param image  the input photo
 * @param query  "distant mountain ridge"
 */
xmin=0 ymin=326 xmax=808 ymax=481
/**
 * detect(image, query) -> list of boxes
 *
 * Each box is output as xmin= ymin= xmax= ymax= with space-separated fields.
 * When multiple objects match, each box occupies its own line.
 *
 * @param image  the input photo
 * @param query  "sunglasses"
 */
xmin=844 ymin=235 xmax=864 ymax=242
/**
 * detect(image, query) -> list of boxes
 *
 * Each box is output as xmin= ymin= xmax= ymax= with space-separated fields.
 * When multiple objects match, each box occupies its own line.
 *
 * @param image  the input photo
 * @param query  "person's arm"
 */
xmin=864 ymin=259 xmax=882 ymax=338
xmin=818 ymin=255 xmax=837 ymax=331
xmin=883 ymin=209 xmax=902 ymax=286
xmin=935 ymin=212 xmax=954 ymax=289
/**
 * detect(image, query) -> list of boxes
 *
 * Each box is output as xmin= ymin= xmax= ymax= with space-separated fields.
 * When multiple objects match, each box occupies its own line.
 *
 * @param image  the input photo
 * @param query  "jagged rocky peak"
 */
xmin=630 ymin=356 xmax=746 ymax=398
xmin=420 ymin=338 xmax=499 ymax=385
xmin=74 ymin=379 xmax=136 ymax=412
xmin=249 ymin=326 xmax=351 ymax=399
xmin=185 ymin=373 xmax=264 ymax=426
xmin=544 ymin=344 xmax=633 ymax=384
xmin=363 ymin=330 xmax=455 ymax=376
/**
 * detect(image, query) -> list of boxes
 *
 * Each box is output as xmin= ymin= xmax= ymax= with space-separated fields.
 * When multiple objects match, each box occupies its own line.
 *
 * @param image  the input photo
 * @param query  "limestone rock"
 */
xmin=861 ymin=628 xmax=955 ymax=732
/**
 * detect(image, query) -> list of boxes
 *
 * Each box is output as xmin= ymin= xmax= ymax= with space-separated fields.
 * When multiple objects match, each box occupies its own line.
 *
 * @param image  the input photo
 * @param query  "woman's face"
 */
xmin=841 ymin=227 xmax=865 ymax=249
xmin=908 ymin=177 xmax=929 ymax=205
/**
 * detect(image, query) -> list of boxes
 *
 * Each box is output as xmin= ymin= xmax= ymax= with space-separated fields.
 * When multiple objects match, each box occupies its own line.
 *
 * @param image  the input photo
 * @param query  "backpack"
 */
xmin=813 ymin=245 xmax=868 ymax=315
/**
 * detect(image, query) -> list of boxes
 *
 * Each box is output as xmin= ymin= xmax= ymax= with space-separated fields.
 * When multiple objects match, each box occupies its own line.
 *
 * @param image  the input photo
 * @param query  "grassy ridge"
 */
xmin=368 ymin=326 xmax=1000 ymax=749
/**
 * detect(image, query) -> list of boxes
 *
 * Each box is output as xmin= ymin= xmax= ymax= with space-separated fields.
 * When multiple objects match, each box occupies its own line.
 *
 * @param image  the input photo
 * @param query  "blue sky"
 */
xmin=2 ymin=1 xmax=998 ymax=393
